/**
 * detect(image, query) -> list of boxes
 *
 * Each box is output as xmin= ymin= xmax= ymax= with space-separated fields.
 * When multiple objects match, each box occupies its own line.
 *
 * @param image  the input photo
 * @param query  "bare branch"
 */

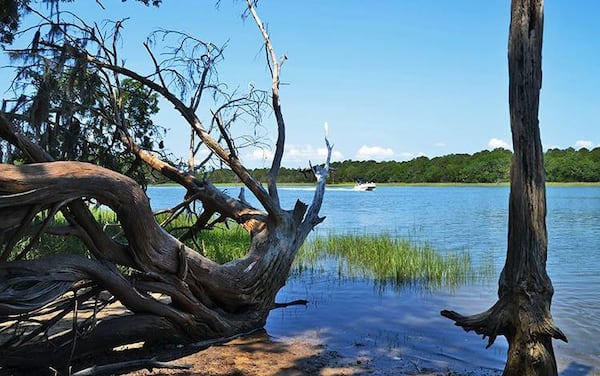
xmin=191 ymin=54 xmax=213 ymax=111
xmin=299 ymin=126 xmax=333 ymax=238
xmin=143 ymin=41 xmax=168 ymax=89
xmin=212 ymin=110 xmax=237 ymax=159
xmin=81 ymin=50 xmax=279 ymax=210
xmin=245 ymin=0 xmax=286 ymax=208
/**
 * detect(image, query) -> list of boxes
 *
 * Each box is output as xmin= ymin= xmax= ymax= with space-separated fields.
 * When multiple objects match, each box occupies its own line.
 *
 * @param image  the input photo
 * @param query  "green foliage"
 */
xmin=206 ymin=166 xmax=317 ymax=184
xmin=17 ymin=208 xmax=491 ymax=290
xmin=2 ymin=0 xmax=166 ymax=187
xmin=8 ymin=55 xmax=163 ymax=183
xmin=331 ymin=148 xmax=514 ymax=184
xmin=0 ymin=1 xmax=160 ymax=45
xmin=158 ymin=213 xmax=250 ymax=264
xmin=0 ymin=0 xmax=30 ymax=44
xmin=120 ymin=79 xmax=161 ymax=150
xmin=10 ymin=208 xmax=117 ymax=260
xmin=204 ymin=147 xmax=599 ymax=184
xmin=191 ymin=227 xmax=249 ymax=264
xmin=14 ymin=231 xmax=88 ymax=260
xmin=545 ymin=147 xmax=600 ymax=182
xmin=11 ymin=208 xmax=249 ymax=264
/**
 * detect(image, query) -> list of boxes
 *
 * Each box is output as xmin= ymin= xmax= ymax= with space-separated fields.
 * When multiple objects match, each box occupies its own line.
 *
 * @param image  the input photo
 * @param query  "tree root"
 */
xmin=441 ymin=293 xmax=567 ymax=350
xmin=441 ymin=298 xmax=510 ymax=349
xmin=70 ymin=358 xmax=191 ymax=376
xmin=272 ymin=299 xmax=308 ymax=309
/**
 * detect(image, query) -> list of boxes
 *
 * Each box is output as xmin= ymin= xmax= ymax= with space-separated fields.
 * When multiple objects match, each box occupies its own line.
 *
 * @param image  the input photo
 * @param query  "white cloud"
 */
xmin=393 ymin=151 xmax=428 ymax=161
xmin=575 ymin=140 xmax=594 ymax=149
xmin=434 ymin=142 xmax=446 ymax=148
xmin=488 ymin=138 xmax=511 ymax=150
xmin=317 ymin=147 xmax=344 ymax=160
xmin=396 ymin=152 xmax=416 ymax=161
xmin=248 ymin=148 xmax=274 ymax=161
xmin=286 ymin=145 xmax=313 ymax=159
xmin=355 ymin=145 xmax=394 ymax=161
xmin=284 ymin=145 xmax=343 ymax=165
xmin=242 ymin=144 xmax=343 ymax=168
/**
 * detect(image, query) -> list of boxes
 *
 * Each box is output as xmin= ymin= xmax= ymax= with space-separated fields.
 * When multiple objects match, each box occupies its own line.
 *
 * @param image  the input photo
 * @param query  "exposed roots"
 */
xmin=441 ymin=298 xmax=510 ymax=349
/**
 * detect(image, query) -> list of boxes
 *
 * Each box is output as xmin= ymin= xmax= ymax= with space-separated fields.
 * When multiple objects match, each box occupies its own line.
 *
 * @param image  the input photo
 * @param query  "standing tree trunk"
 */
xmin=441 ymin=1 xmax=567 ymax=375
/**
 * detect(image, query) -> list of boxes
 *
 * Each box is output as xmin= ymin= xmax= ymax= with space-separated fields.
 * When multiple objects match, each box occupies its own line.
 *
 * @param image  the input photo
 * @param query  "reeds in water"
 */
xmin=295 ymin=233 xmax=493 ymax=290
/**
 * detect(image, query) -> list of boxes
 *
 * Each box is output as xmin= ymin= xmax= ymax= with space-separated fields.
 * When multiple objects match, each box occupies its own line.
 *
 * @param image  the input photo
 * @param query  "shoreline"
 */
xmin=150 ymin=181 xmax=600 ymax=188
xmin=128 ymin=330 xmax=503 ymax=376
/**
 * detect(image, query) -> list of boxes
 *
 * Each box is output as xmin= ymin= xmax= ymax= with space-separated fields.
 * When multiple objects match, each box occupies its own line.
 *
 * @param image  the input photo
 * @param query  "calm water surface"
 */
xmin=147 ymin=185 xmax=600 ymax=375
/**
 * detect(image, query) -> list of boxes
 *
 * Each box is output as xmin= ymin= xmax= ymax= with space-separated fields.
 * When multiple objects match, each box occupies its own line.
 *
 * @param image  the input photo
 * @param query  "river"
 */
xmin=147 ymin=184 xmax=600 ymax=375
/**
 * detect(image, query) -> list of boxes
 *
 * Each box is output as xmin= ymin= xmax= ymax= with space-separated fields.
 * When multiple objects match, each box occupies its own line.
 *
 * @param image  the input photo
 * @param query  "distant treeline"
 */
xmin=206 ymin=147 xmax=600 ymax=184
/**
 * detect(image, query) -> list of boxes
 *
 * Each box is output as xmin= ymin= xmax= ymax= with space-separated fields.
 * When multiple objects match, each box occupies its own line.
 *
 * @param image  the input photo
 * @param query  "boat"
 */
xmin=353 ymin=178 xmax=376 ymax=191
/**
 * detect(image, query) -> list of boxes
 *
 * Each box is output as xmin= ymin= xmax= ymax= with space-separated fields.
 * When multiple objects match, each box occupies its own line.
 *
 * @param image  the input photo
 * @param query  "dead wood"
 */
xmin=441 ymin=1 xmax=566 ymax=375
xmin=0 ymin=2 xmax=333 ymax=374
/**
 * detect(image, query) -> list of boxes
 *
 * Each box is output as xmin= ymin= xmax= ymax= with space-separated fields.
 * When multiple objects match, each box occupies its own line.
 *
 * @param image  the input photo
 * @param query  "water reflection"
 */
xmin=560 ymin=362 xmax=595 ymax=376
xmin=268 ymin=271 xmax=506 ymax=373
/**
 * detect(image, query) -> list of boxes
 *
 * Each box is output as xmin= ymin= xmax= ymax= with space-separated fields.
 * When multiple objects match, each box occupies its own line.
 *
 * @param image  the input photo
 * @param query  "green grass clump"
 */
xmin=295 ymin=233 xmax=492 ymax=289
xmin=155 ymin=213 xmax=250 ymax=264
xmin=10 ymin=208 xmax=250 ymax=265
xmin=189 ymin=226 xmax=250 ymax=264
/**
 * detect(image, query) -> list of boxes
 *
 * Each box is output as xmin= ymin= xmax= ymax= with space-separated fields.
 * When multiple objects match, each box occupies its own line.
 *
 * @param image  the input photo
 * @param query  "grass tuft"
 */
xmin=294 ymin=232 xmax=494 ymax=290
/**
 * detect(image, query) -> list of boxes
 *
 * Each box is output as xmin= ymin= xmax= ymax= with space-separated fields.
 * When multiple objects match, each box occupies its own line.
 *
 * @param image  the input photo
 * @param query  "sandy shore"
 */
xmin=127 ymin=331 xmax=502 ymax=376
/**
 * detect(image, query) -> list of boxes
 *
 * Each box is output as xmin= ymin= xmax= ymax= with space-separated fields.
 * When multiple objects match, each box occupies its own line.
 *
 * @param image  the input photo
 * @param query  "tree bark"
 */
xmin=441 ymin=1 xmax=566 ymax=375
xmin=0 ymin=158 xmax=326 ymax=371
xmin=0 ymin=2 xmax=334 ymax=373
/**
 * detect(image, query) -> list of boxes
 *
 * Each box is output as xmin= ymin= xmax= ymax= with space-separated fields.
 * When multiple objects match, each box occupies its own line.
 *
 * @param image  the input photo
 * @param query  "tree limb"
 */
xmin=0 ymin=112 xmax=134 ymax=266
xmin=78 ymin=50 xmax=281 ymax=219
xmin=245 ymin=0 xmax=285 ymax=208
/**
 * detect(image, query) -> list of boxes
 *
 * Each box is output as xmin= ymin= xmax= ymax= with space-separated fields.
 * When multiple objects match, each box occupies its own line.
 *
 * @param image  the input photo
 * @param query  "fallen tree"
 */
xmin=0 ymin=1 xmax=332 ymax=373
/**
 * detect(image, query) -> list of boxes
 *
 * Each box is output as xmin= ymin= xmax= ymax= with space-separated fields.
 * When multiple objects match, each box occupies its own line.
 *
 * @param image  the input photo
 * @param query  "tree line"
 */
xmin=3 ymin=141 xmax=597 ymax=185
xmin=205 ymin=147 xmax=600 ymax=184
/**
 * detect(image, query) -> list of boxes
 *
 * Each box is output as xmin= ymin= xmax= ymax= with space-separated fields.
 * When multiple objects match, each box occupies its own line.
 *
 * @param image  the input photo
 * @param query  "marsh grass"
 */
xmin=152 ymin=213 xmax=250 ymax=263
xmin=13 ymin=208 xmax=250 ymax=264
xmin=187 ymin=226 xmax=249 ymax=264
xmin=295 ymin=233 xmax=494 ymax=289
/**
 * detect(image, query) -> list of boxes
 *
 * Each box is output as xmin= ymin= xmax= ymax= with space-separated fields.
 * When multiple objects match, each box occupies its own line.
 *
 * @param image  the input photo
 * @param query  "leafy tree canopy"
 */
xmin=207 ymin=147 xmax=600 ymax=184
xmin=0 ymin=0 xmax=160 ymax=44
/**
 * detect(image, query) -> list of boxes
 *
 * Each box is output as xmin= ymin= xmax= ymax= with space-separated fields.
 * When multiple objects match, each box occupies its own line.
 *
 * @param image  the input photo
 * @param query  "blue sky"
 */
xmin=3 ymin=1 xmax=600 ymax=168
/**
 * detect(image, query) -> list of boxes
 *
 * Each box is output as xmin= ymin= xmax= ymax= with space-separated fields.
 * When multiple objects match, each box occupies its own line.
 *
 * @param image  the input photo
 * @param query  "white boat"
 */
xmin=353 ymin=180 xmax=376 ymax=191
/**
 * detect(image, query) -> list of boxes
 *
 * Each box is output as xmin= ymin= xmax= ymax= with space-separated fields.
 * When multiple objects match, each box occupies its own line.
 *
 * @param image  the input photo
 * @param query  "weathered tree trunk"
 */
xmin=441 ymin=1 xmax=567 ymax=375
xmin=0 ymin=158 xmax=302 ymax=360
xmin=0 ymin=1 xmax=333 ymax=373
xmin=0 ymin=122 xmax=331 ymax=373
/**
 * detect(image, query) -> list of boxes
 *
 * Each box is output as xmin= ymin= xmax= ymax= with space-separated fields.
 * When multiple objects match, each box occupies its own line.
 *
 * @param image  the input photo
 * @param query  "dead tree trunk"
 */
xmin=441 ymin=1 xmax=567 ymax=375
xmin=0 ymin=1 xmax=333 ymax=373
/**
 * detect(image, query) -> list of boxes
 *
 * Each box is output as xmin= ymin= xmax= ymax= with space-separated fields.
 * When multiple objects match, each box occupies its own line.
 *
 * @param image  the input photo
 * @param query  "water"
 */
xmin=147 ymin=184 xmax=600 ymax=375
